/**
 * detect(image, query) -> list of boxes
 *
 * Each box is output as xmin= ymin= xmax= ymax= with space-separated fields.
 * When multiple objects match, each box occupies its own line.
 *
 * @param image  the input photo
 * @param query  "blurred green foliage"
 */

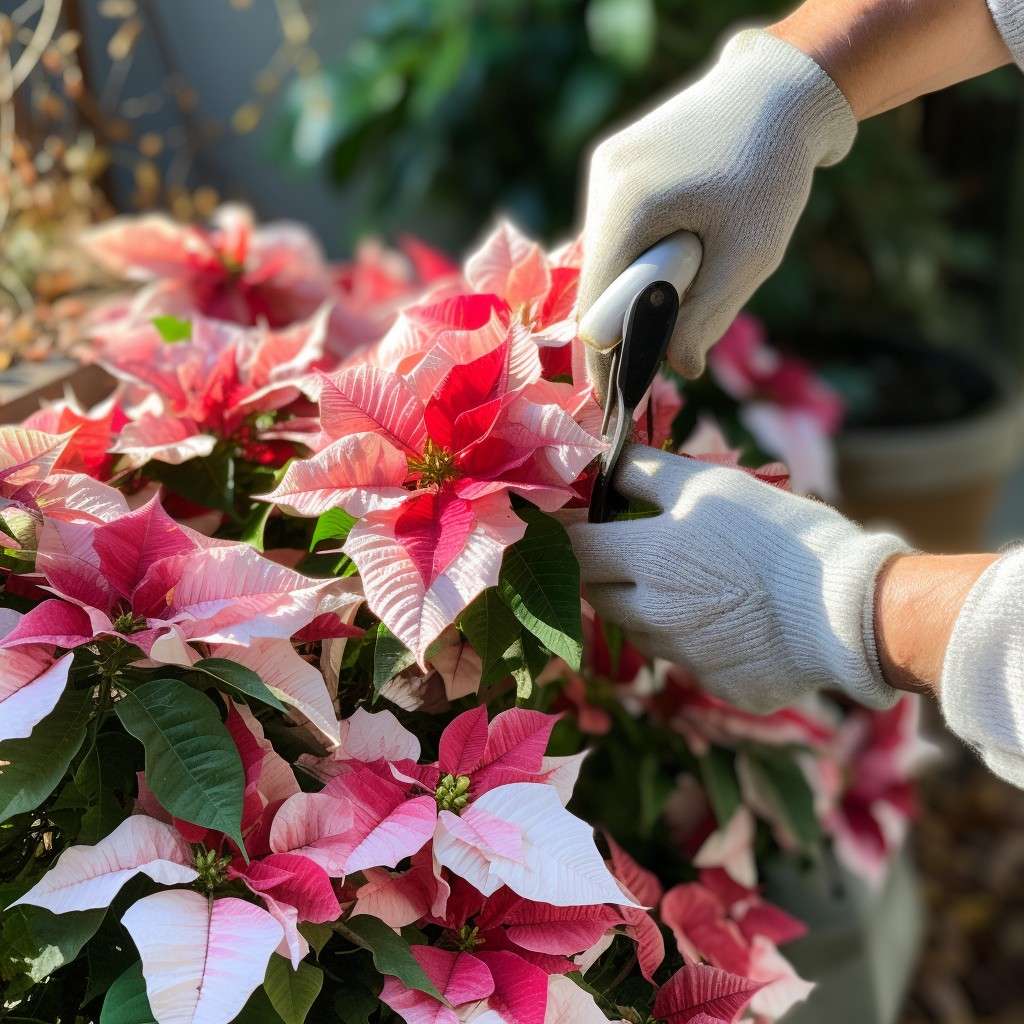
xmin=277 ymin=0 xmax=1024 ymax=360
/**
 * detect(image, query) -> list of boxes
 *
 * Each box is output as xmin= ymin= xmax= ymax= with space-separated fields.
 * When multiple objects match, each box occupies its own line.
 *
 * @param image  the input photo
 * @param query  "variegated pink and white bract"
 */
xmin=0 ymin=209 xmax=923 ymax=1024
xmin=0 ymin=607 xmax=74 ymax=741
xmin=2 ymin=495 xmax=330 ymax=663
xmin=0 ymin=425 xmax=129 ymax=531
xmin=259 ymin=329 xmax=603 ymax=664
xmin=81 ymin=203 xmax=412 ymax=357
xmin=299 ymin=705 xmax=633 ymax=908
xmin=371 ymin=221 xmax=582 ymax=379
xmin=13 ymin=701 xmax=632 ymax=1024
xmin=93 ymin=308 xmax=327 ymax=469
xmin=709 ymin=313 xmax=843 ymax=498
xmin=0 ymin=495 xmax=344 ymax=743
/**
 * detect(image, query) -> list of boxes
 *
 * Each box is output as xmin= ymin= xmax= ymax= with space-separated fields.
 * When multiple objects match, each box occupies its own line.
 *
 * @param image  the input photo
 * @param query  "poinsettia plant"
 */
xmin=0 ymin=211 xmax=926 ymax=1024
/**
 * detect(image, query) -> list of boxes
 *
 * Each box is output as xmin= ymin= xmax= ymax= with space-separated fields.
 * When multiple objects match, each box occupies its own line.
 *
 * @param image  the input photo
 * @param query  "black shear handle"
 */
xmin=588 ymin=281 xmax=680 ymax=523
xmin=616 ymin=280 xmax=679 ymax=407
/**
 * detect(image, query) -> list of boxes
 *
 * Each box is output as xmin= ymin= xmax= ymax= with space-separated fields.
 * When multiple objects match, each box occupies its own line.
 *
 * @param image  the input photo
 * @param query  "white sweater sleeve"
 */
xmin=988 ymin=0 xmax=1024 ymax=69
xmin=940 ymin=547 xmax=1024 ymax=788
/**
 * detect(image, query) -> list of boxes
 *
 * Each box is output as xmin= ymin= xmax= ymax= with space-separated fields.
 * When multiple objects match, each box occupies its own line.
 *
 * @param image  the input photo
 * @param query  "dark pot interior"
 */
xmin=790 ymin=334 xmax=1003 ymax=431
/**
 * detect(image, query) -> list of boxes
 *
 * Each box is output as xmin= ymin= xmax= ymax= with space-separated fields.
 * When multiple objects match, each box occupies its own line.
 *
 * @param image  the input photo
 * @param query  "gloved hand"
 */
xmin=566 ymin=445 xmax=909 ymax=712
xmin=577 ymin=28 xmax=857 ymax=397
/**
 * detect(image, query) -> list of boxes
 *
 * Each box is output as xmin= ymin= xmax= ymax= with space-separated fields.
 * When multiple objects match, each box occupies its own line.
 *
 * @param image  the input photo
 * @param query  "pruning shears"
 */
xmin=587 ymin=231 xmax=702 ymax=523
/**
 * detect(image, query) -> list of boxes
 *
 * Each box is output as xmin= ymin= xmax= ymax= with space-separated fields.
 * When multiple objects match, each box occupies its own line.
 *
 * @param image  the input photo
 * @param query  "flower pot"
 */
xmin=0 ymin=358 xmax=114 ymax=424
xmin=764 ymin=847 xmax=924 ymax=1024
xmin=818 ymin=337 xmax=1024 ymax=552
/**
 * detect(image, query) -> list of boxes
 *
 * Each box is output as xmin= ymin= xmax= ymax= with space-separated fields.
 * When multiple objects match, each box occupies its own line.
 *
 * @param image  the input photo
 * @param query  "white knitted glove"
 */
xmin=567 ymin=446 xmax=908 ymax=712
xmin=940 ymin=547 xmax=1024 ymax=789
xmin=988 ymin=0 xmax=1024 ymax=69
xmin=577 ymin=29 xmax=857 ymax=394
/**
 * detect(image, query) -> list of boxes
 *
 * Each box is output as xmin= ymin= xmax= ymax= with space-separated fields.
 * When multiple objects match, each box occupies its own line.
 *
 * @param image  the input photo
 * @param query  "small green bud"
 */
xmin=408 ymin=440 xmax=458 ymax=488
xmin=112 ymin=610 xmax=147 ymax=634
xmin=455 ymin=924 xmax=482 ymax=951
xmin=435 ymin=773 xmax=473 ymax=813
xmin=193 ymin=846 xmax=233 ymax=891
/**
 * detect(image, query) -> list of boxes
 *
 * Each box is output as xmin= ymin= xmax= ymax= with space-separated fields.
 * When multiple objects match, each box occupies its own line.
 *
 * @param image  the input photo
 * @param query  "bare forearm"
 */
xmin=874 ymin=552 xmax=999 ymax=696
xmin=769 ymin=0 xmax=1012 ymax=119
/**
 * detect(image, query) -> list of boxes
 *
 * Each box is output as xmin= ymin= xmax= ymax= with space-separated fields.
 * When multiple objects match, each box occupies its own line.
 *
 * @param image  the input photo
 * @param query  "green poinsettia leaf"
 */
xmin=240 ymin=500 xmax=274 ymax=552
xmin=338 ymin=916 xmax=442 ymax=1001
xmin=114 ymin=678 xmax=247 ymax=855
xmin=84 ymin=914 xmax=140 ymax=1006
xmin=188 ymin=658 xmax=287 ymax=713
xmin=151 ymin=315 xmax=192 ymax=343
xmin=264 ymin=956 xmax=324 ymax=1024
xmin=498 ymin=509 xmax=583 ymax=670
xmin=459 ymin=587 xmax=523 ymax=686
xmin=3 ymin=904 xmax=105 ymax=985
xmin=234 ymin=988 xmax=285 ymax=1023
xmin=372 ymin=623 xmax=417 ymax=699
xmin=745 ymin=748 xmax=822 ymax=850
xmin=310 ymin=508 xmax=358 ymax=550
xmin=699 ymin=747 xmax=742 ymax=827
xmin=333 ymin=982 xmax=381 ymax=1024
xmin=72 ymin=731 xmax=137 ymax=845
xmin=506 ymin=630 xmax=549 ymax=702
xmin=298 ymin=922 xmax=333 ymax=956
xmin=148 ymin=448 xmax=235 ymax=515
xmin=100 ymin=961 xmax=156 ymax=1024
xmin=0 ymin=687 xmax=92 ymax=825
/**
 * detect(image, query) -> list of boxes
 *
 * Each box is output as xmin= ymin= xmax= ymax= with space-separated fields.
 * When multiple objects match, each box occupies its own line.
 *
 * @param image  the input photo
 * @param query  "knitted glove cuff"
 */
xmin=941 ymin=548 xmax=1024 ymax=777
xmin=718 ymin=29 xmax=858 ymax=167
xmin=771 ymin=522 xmax=908 ymax=709
xmin=987 ymin=0 xmax=1024 ymax=71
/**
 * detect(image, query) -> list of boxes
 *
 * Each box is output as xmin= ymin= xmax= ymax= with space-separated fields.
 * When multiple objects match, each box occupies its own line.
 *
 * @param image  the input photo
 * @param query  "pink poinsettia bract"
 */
xmin=259 ymin=334 xmax=603 ymax=663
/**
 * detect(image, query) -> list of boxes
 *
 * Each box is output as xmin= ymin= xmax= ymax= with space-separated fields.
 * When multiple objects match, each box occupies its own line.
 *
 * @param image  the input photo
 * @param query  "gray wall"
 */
xmin=79 ymin=0 xmax=372 ymax=256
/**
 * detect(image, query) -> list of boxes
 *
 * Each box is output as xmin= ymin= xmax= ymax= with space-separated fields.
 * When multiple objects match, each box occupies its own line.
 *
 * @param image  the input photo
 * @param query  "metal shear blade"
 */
xmin=588 ymin=280 xmax=680 ymax=523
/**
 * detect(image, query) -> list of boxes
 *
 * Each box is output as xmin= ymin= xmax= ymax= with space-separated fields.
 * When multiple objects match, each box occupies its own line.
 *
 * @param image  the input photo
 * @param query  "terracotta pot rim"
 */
xmin=836 ymin=385 xmax=1024 ymax=496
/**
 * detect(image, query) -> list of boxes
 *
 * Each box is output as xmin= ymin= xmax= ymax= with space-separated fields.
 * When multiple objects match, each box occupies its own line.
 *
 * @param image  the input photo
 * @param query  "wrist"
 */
xmin=874 ymin=552 xmax=999 ymax=696
xmin=768 ymin=0 xmax=1012 ymax=120
xmin=767 ymin=9 xmax=868 ymax=118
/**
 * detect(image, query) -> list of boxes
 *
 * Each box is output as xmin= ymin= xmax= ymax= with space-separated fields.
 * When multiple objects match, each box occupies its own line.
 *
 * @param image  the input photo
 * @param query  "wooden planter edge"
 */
xmin=0 ymin=359 xmax=115 ymax=425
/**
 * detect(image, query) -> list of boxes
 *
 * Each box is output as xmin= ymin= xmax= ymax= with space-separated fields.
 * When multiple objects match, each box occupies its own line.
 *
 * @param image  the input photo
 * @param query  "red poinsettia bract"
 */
xmin=259 ymin=333 xmax=603 ymax=663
